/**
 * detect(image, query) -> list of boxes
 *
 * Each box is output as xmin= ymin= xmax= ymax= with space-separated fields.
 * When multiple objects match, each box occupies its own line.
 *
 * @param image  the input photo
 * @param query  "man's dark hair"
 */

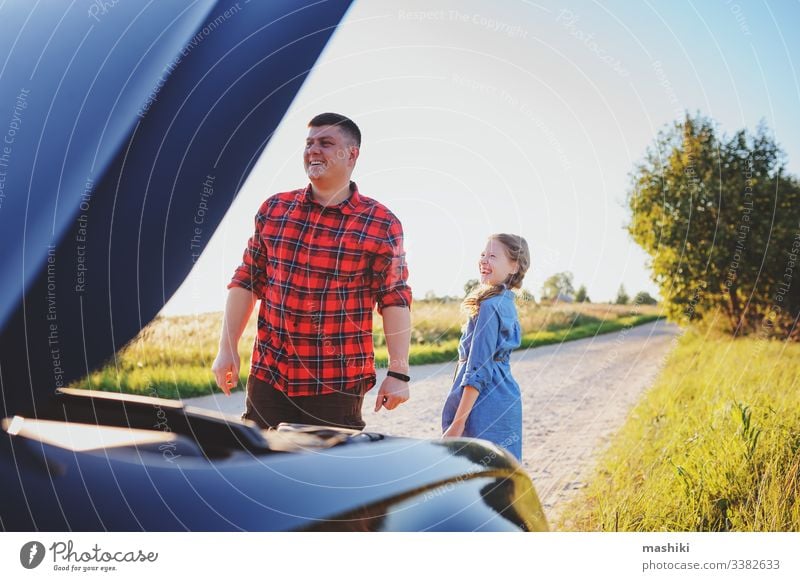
xmin=308 ymin=112 xmax=361 ymax=147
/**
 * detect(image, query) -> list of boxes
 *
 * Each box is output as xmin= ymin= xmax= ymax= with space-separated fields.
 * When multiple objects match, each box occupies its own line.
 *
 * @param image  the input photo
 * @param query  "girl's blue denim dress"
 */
xmin=441 ymin=289 xmax=523 ymax=460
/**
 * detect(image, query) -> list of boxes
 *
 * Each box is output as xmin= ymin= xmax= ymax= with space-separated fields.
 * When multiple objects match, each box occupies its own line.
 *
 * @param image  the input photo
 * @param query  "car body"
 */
xmin=0 ymin=0 xmax=548 ymax=532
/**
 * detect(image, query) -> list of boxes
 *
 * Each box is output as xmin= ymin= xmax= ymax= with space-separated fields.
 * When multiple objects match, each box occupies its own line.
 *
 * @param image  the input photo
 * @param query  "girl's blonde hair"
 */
xmin=462 ymin=233 xmax=530 ymax=318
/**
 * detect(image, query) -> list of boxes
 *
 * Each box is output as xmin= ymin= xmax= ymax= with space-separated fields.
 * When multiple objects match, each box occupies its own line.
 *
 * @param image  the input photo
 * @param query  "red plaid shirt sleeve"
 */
xmin=371 ymin=216 xmax=411 ymax=313
xmin=227 ymin=200 xmax=269 ymax=297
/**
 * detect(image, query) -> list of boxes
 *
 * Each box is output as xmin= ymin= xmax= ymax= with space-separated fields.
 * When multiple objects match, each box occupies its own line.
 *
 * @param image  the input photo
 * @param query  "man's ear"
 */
xmin=350 ymin=145 xmax=360 ymax=164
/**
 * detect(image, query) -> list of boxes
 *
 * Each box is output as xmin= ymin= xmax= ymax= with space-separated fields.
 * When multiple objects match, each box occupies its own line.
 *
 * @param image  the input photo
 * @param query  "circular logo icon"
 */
xmin=19 ymin=541 xmax=46 ymax=569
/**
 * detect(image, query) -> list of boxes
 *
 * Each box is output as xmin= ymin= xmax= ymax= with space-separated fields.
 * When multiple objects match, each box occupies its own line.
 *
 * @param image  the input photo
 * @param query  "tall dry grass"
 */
xmin=73 ymin=301 xmax=661 ymax=399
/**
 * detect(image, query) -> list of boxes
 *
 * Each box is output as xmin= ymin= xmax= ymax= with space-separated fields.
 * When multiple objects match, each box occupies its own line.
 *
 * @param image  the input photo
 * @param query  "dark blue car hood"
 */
xmin=0 ymin=0 xmax=353 ymax=417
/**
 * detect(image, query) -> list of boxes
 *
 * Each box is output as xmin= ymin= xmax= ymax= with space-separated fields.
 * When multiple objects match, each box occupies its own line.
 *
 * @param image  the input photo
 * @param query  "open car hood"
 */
xmin=0 ymin=0 xmax=353 ymax=417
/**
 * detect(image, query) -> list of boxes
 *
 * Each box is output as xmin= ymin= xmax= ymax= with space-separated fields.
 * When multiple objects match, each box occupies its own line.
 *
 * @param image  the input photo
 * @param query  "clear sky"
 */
xmin=163 ymin=0 xmax=800 ymax=315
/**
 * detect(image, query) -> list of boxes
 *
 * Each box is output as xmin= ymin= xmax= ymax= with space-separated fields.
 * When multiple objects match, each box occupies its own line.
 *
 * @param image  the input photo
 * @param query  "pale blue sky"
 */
xmin=163 ymin=0 xmax=800 ymax=315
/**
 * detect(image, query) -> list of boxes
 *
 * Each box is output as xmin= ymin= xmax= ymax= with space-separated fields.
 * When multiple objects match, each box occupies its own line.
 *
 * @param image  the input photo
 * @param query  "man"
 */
xmin=212 ymin=112 xmax=411 ymax=430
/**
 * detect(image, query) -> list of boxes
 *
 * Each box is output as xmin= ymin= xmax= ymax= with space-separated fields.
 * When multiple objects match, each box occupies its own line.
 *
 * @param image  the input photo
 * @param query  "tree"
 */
xmin=628 ymin=114 xmax=800 ymax=337
xmin=518 ymin=288 xmax=536 ymax=304
xmin=575 ymin=284 xmax=590 ymax=303
xmin=541 ymin=272 xmax=575 ymax=302
xmin=463 ymin=279 xmax=479 ymax=296
xmin=615 ymin=284 xmax=629 ymax=305
xmin=633 ymin=291 xmax=658 ymax=305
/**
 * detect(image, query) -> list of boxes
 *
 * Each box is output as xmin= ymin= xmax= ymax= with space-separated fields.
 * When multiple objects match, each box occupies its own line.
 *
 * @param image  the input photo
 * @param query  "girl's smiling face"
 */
xmin=478 ymin=238 xmax=518 ymax=286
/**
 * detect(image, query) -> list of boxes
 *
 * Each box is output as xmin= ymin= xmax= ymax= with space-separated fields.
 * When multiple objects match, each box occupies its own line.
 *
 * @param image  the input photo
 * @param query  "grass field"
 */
xmin=557 ymin=330 xmax=800 ymax=532
xmin=71 ymin=300 xmax=661 ymax=400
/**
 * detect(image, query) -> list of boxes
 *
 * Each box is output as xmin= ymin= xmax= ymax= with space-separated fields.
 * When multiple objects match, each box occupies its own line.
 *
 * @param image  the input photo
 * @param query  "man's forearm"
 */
xmin=381 ymin=306 xmax=411 ymax=372
xmin=220 ymin=287 xmax=258 ymax=351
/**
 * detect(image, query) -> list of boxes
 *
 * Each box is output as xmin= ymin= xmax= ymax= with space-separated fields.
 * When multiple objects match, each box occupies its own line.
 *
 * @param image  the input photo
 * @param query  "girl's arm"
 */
xmin=442 ymin=385 xmax=479 ymax=438
xmin=443 ymin=301 xmax=501 ymax=438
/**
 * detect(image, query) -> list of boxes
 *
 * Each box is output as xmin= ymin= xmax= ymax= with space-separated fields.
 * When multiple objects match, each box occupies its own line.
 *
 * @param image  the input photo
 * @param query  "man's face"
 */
xmin=304 ymin=125 xmax=358 ymax=185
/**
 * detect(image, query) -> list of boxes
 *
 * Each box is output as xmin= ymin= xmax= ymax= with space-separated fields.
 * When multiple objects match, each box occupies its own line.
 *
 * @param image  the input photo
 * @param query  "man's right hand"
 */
xmin=213 ymin=288 xmax=258 ymax=396
xmin=212 ymin=348 xmax=240 ymax=396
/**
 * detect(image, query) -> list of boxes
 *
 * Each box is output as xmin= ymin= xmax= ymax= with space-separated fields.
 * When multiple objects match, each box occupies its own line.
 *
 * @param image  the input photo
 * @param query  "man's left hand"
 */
xmin=374 ymin=375 xmax=409 ymax=412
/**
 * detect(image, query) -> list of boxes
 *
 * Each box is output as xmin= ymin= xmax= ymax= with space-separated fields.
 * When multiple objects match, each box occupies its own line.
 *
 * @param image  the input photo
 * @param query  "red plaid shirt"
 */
xmin=228 ymin=182 xmax=412 ymax=396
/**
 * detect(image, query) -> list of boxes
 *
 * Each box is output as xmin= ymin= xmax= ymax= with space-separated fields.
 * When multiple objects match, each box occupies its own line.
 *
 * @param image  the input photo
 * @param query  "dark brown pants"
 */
xmin=242 ymin=375 xmax=366 ymax=430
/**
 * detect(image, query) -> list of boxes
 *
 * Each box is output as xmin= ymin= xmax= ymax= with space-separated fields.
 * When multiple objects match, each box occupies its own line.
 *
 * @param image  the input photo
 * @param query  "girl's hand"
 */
xmin=442 ymin=386 xmax=478 ymax=439
xmin=442 ymin=420 xmax=465 ymax=439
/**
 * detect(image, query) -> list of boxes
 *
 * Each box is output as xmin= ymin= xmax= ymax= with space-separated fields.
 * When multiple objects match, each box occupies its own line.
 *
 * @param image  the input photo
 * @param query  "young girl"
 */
xmin=441 ymin=233 xmax=530 ymax=461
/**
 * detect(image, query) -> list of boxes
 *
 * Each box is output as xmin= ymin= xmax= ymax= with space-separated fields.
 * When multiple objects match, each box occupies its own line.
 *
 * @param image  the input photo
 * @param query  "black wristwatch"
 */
xmin=387 ymin=370 xmax=411 ymax=382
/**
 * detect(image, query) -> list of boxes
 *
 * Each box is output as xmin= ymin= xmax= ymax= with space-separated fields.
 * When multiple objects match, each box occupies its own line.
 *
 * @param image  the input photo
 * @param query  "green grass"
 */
xmin=558 ymin=330 xmax=800 ymax=532
xmin=71 ymin=302 xmax=662 ymax=400
xmin=373 ymin=313 xmax=661 ymax=367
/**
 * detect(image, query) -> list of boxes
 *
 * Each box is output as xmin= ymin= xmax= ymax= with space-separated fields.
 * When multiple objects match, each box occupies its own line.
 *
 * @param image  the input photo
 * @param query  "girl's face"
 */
xmin=478 ymin=239 xmax=518 ymax=286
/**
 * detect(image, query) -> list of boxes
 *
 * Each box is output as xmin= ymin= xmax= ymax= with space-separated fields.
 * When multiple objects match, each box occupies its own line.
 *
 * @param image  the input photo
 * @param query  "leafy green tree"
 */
xmin=633 ymin=291 xmax=658 ymax=305
xmin=628 ymin=114 xmax=800 ymax=337
xmin=575 ymin=284 xmax=590 ymax=303
xmin=464 ymin=279 xmax=479 ymax=296
xmin=518 ymin=288 xmax=536 ymax=304
xmin=541 ymin=272 xmax=575 ymax=301
xmin=615 ymin=284 xmax=630 ymax=305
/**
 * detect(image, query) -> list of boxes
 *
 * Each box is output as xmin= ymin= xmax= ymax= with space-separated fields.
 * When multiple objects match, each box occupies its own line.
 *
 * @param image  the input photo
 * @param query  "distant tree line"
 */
xmin=428 ymin=273 xmax=658 ymax=308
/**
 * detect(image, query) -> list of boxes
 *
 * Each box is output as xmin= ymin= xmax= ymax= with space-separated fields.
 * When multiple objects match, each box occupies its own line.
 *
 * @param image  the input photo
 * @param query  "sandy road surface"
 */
xmin=187 ymin=319 xmax=680 ymax=522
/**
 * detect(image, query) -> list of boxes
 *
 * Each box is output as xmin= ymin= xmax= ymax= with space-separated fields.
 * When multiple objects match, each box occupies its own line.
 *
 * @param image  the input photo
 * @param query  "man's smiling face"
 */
xmin=304 ymin=124 xmax=358 ymax=186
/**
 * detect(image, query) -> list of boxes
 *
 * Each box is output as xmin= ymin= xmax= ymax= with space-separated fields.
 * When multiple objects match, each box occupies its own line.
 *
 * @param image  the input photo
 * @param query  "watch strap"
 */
xmin=387 ymin=370 xmax=411 ymax=382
